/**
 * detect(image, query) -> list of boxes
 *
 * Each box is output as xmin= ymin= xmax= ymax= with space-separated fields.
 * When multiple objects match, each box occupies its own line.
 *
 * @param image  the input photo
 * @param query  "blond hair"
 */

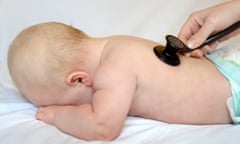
xmin=8 ymin=22 xmax=89 ymax=96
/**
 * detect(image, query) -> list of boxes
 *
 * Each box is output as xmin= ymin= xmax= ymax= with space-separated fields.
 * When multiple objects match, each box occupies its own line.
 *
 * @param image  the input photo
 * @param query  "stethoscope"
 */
xmin=154 ymin=21 xmax=240 ymax=66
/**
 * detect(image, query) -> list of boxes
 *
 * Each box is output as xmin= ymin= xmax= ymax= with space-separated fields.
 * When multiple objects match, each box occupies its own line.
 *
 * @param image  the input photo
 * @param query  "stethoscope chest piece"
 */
xmin=154 ymin=35 xmax=185 ymax=66
xmin=153 ymin=45 xmax=180 ymax=66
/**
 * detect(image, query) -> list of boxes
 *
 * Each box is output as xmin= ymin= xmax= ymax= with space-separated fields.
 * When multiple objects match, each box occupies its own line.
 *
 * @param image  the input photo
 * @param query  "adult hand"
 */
xmin=178 ymin=0 xmax=240 ymax=57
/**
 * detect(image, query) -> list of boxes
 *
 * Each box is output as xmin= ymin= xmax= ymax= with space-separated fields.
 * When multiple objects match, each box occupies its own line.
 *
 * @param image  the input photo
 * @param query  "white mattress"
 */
xmin=1 ymin=0 xmax=240 ymax=143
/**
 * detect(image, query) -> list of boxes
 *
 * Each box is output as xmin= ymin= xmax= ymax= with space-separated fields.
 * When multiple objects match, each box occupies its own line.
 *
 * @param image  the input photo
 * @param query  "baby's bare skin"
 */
xmin=37 ymin=36 xmax=231 ymax=140
xmin=104 ymin=36 xmax=231 ymax=123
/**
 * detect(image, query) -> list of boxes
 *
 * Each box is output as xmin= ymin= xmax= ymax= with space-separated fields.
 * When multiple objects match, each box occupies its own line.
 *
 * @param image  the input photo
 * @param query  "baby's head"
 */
xmin=8 ymin=22 xmax=93 ymax=106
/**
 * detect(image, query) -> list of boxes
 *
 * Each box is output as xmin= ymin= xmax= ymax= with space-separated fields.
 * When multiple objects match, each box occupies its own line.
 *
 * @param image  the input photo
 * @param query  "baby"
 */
xmin=8 ymin=22 xmax=240 ymax=141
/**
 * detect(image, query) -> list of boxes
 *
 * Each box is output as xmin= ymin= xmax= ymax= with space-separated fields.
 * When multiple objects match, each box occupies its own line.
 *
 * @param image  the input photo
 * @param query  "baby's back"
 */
xmin=104 ymin=36 xmax=232 ymax=124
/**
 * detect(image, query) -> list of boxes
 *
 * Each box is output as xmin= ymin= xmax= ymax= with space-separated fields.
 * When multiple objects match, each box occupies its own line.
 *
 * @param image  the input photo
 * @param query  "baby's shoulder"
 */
xmin=107 ymin=35 xmax=157 ymax=46
xmin=104 ymin=35 xmax=158 ymax=56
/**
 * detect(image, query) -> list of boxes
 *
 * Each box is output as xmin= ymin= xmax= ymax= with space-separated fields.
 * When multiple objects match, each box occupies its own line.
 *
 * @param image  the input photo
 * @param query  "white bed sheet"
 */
xmin=1 ymin=0 xmax=240 ymax=143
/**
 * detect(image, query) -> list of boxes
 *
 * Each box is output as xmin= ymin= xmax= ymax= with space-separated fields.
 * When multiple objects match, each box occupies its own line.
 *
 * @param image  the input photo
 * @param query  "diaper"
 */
xmin=205 ymin=44 xmax=240 ymax=124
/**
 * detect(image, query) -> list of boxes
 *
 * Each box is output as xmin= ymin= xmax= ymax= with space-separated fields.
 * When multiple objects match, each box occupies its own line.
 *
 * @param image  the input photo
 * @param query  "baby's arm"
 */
xmin=36 ymin=66 xmax=136 ymax=141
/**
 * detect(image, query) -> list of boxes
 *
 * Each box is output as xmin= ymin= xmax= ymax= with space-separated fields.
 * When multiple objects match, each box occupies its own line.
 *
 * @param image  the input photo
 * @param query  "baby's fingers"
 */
xmin=36 ymin=107 xmax=55 ymax=125
xmin=36 ymin=107 xmax=45 ymax=120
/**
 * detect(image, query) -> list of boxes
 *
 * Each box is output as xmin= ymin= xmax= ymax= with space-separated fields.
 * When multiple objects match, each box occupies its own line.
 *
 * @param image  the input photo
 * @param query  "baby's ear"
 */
xmin=66 ymin=71 xmax=92 ymax=87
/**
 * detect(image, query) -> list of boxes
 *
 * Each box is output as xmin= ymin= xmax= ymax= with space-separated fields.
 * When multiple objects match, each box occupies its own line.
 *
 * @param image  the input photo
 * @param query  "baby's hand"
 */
xmin=36 ymin=106 xmax=59 ymax=125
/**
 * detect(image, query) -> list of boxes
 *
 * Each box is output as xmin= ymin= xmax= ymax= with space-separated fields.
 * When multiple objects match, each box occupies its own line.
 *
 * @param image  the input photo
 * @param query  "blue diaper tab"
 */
xmin=206 ymin=48 xmax=240 ymax=123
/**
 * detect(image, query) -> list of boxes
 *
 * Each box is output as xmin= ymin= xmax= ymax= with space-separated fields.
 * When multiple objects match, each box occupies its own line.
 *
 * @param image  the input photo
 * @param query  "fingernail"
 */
xmin=187 ymin=41 xmax=195 ymax=49
xmin=197 ymin=51 xmax=203 ymax=56
xmin=36 ymin=113 xmax=42 ymax=119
